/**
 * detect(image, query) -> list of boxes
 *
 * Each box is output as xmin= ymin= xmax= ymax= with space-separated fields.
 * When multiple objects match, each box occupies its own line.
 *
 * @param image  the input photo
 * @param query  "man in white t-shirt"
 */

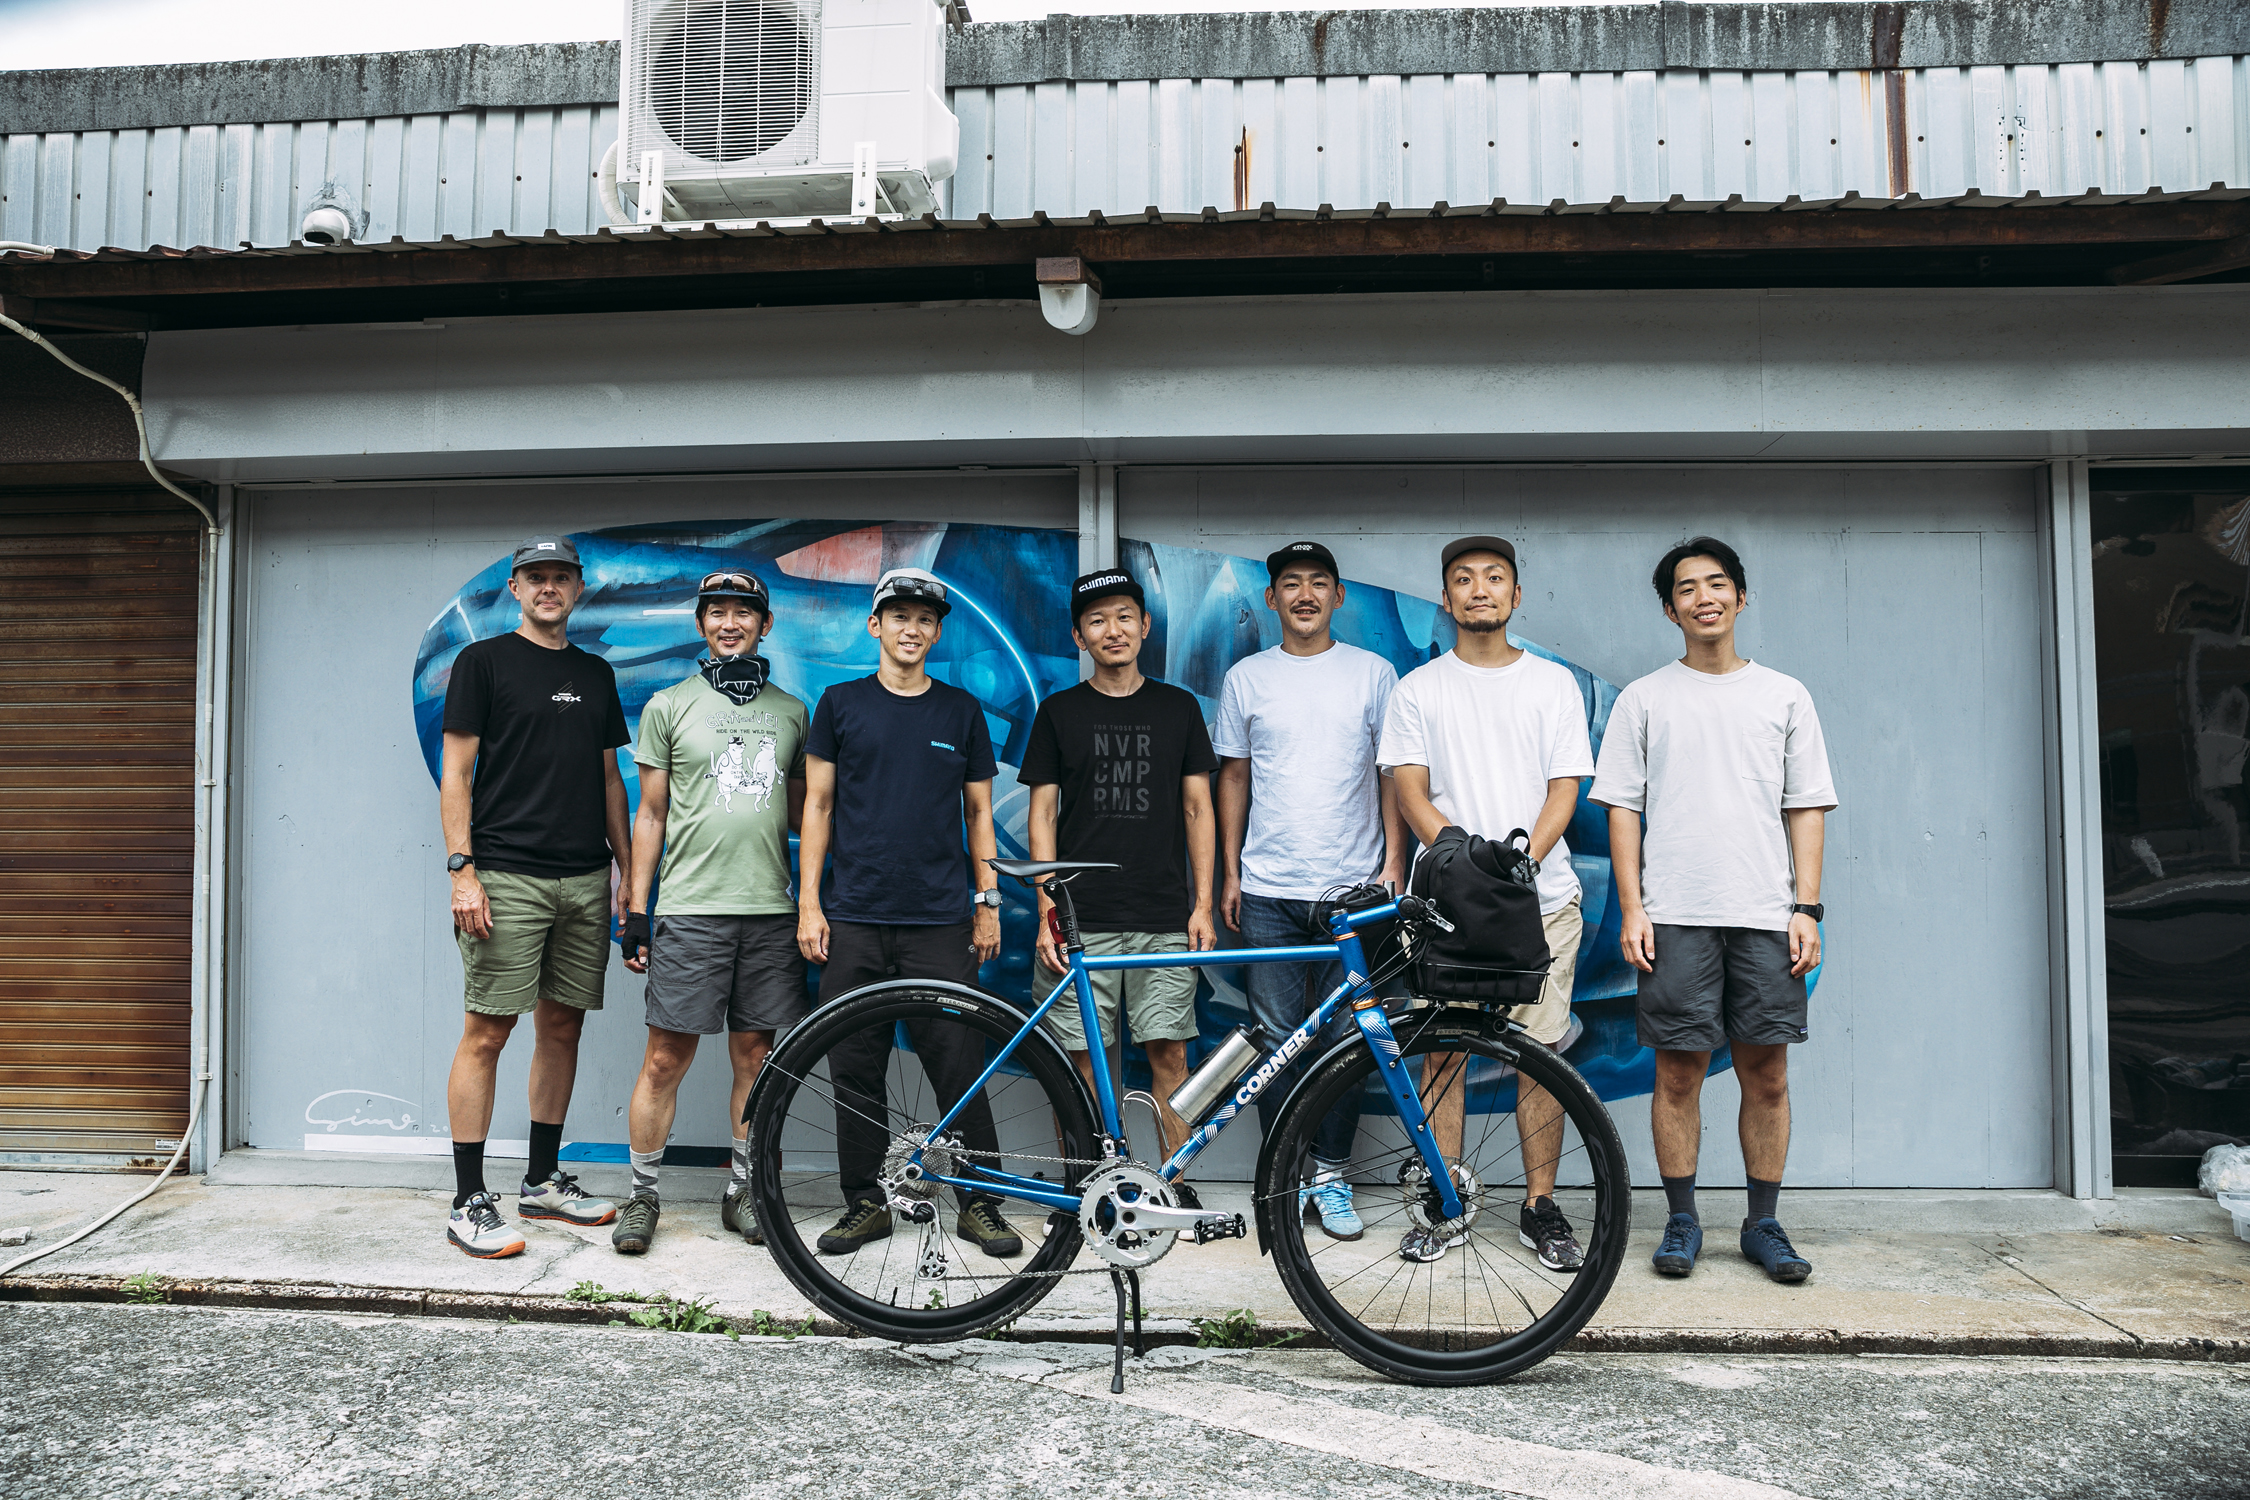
xmin=1379 ymin=536 xmax=1596 ymax=1271
xmin=1214 ymin=541 xmax=1406 ymax=1242
xmin=1590 ymin=536 xmax=1836 ymax=1287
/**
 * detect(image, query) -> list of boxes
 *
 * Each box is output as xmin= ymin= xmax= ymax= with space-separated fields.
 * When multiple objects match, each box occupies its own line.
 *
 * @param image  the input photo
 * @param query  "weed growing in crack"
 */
xmin=746 ymin=1309 xmax=816 ymax=1339
xmin=122 ymin=1273 xmax=168 ymax=1305
xmin=565 ymin=1280 xmax=653 ymax=1305
xmin=1189 ymin=1308 xmax=1300 ymax=1350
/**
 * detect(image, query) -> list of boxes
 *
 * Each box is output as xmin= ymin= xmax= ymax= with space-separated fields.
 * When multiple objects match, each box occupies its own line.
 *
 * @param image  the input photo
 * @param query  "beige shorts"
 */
xmin=457 ymin=868 xmax=610 ymax=1016
xmin=1507 ymin=900 xmax=1583 ymax=1046
xmin=1042 ymin=930 xmax=1201 ymax=1053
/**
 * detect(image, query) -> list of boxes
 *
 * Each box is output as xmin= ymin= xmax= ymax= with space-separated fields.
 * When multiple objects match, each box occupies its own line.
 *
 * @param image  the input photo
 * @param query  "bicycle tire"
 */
xmin=1259 ymin=1011 xmax=1629 ymax=1384
xmin=747 ymin=983 xmax=1098 ymax=1341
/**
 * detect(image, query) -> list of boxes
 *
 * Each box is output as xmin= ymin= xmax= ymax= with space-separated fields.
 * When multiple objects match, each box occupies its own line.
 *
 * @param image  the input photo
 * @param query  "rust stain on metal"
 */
xmin=1233 ymin=128 xmax=1253 ymax=213
xmin=1871 ymin=2 xmax=1911 ymax=198
xmin=2149 ymin=0 xmax=2172 ymax=54
xmin=1311 ymin=11 xmax=1334 ymax=70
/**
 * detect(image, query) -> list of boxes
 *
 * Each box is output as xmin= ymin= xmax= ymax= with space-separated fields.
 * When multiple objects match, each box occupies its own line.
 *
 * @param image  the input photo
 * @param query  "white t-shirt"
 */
xmin=1212 ymin=641 xmax=1398 ymax=900
xmin=1378 ymin=648 xmax=1596 ymax=915
xmin=1590 ymin=660 xmax=1837 ymax=931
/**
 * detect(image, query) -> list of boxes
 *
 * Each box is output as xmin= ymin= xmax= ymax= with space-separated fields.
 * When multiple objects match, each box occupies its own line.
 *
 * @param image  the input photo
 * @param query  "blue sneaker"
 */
xmin=1740 ymin=1216 xmax=1812 ymax=1282
xmin=1652 ymin=1212 xmax=1702 ymax=1277
xmin=1299 ymin=1170 xmax=1364 ymax=1241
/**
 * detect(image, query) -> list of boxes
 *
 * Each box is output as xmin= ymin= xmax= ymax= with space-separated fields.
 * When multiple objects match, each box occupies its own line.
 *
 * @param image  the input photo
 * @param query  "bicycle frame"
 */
xmin=907 ymin=897 xmax=1467 ymax=1222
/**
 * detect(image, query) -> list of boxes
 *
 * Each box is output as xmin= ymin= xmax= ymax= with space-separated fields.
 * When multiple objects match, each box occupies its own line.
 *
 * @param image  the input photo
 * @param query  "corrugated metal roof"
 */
xmin=1 ymin=54 xmax=2242 ymax=253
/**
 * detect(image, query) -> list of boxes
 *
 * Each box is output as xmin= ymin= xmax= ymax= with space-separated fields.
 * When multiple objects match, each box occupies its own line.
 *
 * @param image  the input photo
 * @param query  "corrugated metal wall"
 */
xmin=4 ymin=59 xmax=2245 ymax=251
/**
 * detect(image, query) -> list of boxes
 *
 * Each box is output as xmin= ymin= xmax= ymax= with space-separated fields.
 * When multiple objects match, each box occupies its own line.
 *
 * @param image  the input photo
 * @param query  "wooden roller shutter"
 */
xmin=0 ymin=489 xmax=200 ymax=1159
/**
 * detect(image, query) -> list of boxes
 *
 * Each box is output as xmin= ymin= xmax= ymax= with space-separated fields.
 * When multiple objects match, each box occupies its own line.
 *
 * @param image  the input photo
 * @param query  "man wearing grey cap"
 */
xmin=437 ymin=536 xmax=630 ymax=1257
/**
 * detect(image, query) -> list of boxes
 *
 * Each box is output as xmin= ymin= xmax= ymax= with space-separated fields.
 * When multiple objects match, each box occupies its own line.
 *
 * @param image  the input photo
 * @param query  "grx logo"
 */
xmin=551 ymin=682 xmax=582 ymax=706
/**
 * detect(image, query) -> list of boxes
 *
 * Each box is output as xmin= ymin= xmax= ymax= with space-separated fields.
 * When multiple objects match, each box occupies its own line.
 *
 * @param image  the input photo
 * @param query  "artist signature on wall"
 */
xmin=304 ymin=1090 xmax=424 ymax=1133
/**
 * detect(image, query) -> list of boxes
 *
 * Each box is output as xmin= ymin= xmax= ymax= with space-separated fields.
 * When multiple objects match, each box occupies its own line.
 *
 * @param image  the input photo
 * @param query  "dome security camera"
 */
xmin=300 ymin=206 xmax=354 ymax=245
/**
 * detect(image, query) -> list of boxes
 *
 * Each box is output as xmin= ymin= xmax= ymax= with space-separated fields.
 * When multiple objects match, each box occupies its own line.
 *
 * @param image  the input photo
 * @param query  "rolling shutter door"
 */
xmin=0 ymin=489 xmax=199 ymax=1160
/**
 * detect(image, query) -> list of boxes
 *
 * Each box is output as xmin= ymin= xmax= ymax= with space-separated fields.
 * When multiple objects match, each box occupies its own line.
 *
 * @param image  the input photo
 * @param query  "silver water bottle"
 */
xmin=1166 ymin=1026 xmax=1265 ymax=1124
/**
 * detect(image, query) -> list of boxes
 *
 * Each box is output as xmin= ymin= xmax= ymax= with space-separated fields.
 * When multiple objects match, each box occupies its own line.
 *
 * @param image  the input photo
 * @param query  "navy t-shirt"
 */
xmin=808 ymin=675 xmax=999 ymax=925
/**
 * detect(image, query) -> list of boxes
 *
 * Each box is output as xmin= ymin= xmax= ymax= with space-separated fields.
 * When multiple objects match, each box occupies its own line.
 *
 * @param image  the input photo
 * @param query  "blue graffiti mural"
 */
xmin=412 ymin=519 xmax=1788 ymax=1111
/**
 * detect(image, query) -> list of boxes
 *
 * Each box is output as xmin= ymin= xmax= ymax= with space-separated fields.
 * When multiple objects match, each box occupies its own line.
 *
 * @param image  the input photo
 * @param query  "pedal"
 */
xmin=1190 ymin=1213 xmax=1248 ymax=1245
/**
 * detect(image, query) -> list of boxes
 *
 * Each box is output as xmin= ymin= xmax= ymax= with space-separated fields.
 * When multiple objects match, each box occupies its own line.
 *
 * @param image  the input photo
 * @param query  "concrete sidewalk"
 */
xmin=3 ymin=1152 xmax=2246 ymax=1360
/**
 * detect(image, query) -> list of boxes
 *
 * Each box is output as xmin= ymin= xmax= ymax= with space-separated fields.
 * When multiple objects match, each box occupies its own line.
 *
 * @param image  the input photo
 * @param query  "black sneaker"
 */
xmin=1740 ymin=1216 xmax=1812 ymax=1282
xmin=1172 ymin=1181 xmax=1203 ymax=1212
xmin=1518 ymin=1196 xmax=1585 ymax=1273
xmin=720 ymin=1183 xmax=763 ymax=1246
xmin=611 ymin=1193 xmax=660 ymax=1256
xmin=817 ymin=1197 xmax=892 ymax=1256
xmin=956 ymin=1196 xmax=1023 ymax=1258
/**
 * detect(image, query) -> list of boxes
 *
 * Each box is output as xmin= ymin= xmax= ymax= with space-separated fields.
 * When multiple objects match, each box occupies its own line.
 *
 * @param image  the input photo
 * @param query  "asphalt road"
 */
xmin=2 ymin=1303 xmax=2243 ymax=1499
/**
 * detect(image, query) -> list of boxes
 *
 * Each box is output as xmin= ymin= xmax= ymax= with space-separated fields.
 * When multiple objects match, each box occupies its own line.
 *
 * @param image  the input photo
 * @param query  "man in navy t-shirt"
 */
xmin=796 ymin=567 xmax=1022 ymax=1260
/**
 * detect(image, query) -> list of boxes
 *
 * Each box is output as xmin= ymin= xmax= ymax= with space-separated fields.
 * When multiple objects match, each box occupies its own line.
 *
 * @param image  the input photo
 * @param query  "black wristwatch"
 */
xmin=1792 ymin=903 xmax=1824 ymax=922
xmin=447 ymin=853 xmax=475 ymax=873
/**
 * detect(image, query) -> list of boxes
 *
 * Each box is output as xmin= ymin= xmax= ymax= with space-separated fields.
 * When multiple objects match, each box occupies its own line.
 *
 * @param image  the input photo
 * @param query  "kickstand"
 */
xmin=1108 ymin=1268 xmax=1146 ymax=1393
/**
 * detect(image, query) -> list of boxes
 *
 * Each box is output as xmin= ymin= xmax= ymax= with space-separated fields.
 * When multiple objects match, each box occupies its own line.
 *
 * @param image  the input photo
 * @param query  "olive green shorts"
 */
xmin=1041 ymin=930 xmax=1201 ymax=1053
xmin=457 ymin=868 xmax=611 ymax=1016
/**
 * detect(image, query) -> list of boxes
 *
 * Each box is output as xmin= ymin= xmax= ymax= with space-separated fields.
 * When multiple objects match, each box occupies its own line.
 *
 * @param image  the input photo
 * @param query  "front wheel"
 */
xmin=1259 ymin=1012 xmax=1630 ymax=1384
xmin=747 ymin=984 xmax=1099 ymax=1341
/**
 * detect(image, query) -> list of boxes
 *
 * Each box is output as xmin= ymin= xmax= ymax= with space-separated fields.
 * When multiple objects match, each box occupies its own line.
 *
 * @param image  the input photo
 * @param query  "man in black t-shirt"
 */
xmin=796 ymin=567 xmax=1023 ymax=1260
xmin=437 ymin=535 xmax=630 ymax=1259
xmin=1022 ymin=569 xmax=1218 ymax=1165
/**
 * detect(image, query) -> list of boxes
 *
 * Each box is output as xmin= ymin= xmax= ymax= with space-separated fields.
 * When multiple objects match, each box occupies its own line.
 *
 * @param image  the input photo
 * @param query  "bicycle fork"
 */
xmin=1349 ymin=995 xmax=1466 ymax=1223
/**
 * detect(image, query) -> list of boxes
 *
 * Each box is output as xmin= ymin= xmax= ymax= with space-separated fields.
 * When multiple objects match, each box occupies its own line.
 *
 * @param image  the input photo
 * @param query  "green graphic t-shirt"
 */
xmin=633 ymin=673 xmax=810 ymax=916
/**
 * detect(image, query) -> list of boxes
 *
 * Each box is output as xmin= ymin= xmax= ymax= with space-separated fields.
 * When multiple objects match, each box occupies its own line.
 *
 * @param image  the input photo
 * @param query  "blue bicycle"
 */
xmin=747 ymin=860 xmax=1630 ymax=1386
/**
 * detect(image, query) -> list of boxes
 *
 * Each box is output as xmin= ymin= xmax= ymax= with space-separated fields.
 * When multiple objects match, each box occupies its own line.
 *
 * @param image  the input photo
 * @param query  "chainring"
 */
xmin=1076 ymin=1160 xmax=1180 ymax=1269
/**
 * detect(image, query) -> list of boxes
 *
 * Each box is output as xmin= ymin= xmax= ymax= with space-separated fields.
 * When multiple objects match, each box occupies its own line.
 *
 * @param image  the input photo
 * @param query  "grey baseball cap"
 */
xmin=510 ymin=535 xmax=582 ymax=572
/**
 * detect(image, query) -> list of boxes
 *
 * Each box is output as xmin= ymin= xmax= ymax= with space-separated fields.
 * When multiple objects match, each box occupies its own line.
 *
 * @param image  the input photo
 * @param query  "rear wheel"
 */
xmin=747 ymin=985 xmax=1097 ymax=1340
xmin=1260 ymin=1011 xmax=1629 ymax=1384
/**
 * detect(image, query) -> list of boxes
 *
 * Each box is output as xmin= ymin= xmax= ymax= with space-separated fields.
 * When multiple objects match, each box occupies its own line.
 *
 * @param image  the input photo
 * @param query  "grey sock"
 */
xmin=730 ymin=1134 xmax=750 ymax=1187
xmin=629 ymin=1147 xmax=662 ymax=1204
xmin=1746 ymin=1175 xmax=1781 ymax=1222
xmin=1661 ymin=1174 xmax=1697 ymax=1219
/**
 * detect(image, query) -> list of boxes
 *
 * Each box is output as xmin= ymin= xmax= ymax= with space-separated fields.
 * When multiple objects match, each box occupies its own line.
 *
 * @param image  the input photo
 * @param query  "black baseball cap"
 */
xmin=697 ymin=568 xmax=771 ymax=613
xmin=1070 ymin=568 xmax=1146 ymax=622
xmin=511 ymin=535 xmax=582 ymax=572
xmin=1267 ymin=540 xmax=1339 ymax=582
xmin=1441 ymin=534 xmax=1519 ymax=576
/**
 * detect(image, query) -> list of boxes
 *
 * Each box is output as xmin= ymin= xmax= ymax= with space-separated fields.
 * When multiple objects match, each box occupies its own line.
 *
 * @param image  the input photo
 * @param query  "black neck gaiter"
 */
xmin=698 ymin=653 xmax=769 ymax=705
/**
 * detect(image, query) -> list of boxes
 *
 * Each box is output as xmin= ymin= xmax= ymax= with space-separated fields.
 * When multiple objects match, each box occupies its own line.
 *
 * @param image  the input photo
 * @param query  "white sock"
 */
xmin=730 ymin=1133 xmax=750 ymax=1186
xmin=629 ymin=1147 xmax=662 ymax=1203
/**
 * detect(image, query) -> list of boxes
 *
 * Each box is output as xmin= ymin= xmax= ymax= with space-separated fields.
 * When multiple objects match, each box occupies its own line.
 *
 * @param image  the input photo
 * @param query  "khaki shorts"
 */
xmin=458 ymin=868 xmax=610 ymax=1016
xmin=1043 ymin=930 xmax=1201 ymax=1053
xmin=1506 ymin=900 xmax=1583 ymax=1046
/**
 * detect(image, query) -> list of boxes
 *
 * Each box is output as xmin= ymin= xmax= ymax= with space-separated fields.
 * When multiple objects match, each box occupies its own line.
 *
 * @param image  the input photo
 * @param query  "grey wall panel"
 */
xmin=233 ymin=475 xmax=1076 ymax=1164
xmin=1119 ymin=462 xmax=2051 ymax=1186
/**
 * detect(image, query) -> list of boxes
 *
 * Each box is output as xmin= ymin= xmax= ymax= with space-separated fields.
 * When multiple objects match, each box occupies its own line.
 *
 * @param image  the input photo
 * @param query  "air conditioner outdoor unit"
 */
xmin=617 ymin=0 xmax=958 ymax=222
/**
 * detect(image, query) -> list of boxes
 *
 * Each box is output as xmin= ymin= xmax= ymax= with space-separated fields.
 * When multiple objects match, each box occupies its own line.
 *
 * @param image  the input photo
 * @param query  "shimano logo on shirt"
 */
xmin=930 ymin=740 xmax=957 ymax=752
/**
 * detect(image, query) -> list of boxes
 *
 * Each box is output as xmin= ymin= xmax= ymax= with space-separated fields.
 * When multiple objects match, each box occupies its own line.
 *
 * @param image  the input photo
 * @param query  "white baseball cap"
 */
xmin=870 ymin=567 xmax=951 ymax=618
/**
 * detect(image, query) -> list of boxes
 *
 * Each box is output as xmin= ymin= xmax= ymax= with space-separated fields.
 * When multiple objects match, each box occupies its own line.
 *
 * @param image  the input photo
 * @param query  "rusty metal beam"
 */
xmin=4 ymin=202 xmax=2247 ymax=305
xmin=2106 ymin=232 xmax=2250 ymax=285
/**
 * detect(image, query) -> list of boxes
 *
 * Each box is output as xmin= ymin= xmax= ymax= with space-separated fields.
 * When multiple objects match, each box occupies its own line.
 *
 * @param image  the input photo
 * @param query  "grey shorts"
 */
xmin=1635 ymin=924 xmax=1809 ymax=1051
xmin=643 ymin=913 xmax=808 ymax=1035
xmin=1043 ymin=930 xmax=1201 ymax=1053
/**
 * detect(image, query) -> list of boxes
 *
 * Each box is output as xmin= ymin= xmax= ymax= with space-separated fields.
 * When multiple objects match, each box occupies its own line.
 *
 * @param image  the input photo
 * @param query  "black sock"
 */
xmin=452 ymin=1141 xmax=487 ymax=1210
xmin=1662 ymin=1174 xmax=1698 ymax=1219
xmin=1746 ymin=1176 xmax=1781 ymax=1222
xmin=527 ymin=1120 xmax=563 ymax=1187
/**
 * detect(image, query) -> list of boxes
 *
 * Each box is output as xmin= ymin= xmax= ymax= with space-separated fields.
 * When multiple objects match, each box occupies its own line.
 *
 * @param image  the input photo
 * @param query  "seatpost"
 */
xmin=1044 ymin=876 xmax=1086 ymax=953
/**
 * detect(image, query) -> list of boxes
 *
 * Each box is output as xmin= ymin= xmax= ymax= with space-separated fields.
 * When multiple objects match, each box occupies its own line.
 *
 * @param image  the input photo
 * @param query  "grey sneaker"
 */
xmin=517 ymin=1170 xmax=617 ymax=1227
xmin=611 ymin=1193 xmax=660 ymax=1256
xmin=955 ymin=1196 xmax=1023 ymax=1258
xmin=816 ymin=1197 xmax=892 ymax=1256
xmin=720 ymin=1184 xmax=763 ymax=1246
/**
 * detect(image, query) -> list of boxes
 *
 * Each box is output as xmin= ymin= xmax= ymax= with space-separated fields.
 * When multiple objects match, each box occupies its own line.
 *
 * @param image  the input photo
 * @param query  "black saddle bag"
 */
xmin=1409 ymin=825 xmax=1552 ymax=1005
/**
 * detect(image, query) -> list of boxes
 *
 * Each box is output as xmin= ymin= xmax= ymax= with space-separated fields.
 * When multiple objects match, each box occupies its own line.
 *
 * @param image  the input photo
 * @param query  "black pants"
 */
xmin=820 ymin=920 xmax=1000 ymax=1203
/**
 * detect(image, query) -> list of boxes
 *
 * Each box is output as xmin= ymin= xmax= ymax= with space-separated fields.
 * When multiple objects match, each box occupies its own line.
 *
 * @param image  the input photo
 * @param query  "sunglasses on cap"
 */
xmin=698 ymin=570 xmax=769 ymax=598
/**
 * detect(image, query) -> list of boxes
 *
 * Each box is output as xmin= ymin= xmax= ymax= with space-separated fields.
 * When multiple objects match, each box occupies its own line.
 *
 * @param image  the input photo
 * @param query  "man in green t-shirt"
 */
xmin=612 ymin=569 xmax=810 ymax=1255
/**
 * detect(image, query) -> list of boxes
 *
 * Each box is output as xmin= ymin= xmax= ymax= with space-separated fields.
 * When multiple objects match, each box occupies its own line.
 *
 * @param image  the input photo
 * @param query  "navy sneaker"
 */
xmin=1740 ymin=1216 xmax=1812 ymax=1282
xmin=1652 ymin=1212 xmax=1702 ymax=1277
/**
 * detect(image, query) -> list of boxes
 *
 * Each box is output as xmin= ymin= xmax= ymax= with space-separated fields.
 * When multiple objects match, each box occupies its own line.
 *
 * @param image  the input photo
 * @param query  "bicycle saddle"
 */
xmin=987 ymin=858 xmax=1121 ymax=882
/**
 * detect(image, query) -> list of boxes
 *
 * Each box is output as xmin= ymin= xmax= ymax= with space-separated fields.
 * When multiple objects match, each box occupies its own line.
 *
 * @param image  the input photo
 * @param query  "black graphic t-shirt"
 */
xmin=807 ymin=675 xmax=999 ymax=925
xmin=1019 ymin=679 xmax=1218 ymax=933
xmin=442 ymin=632 xmax=630 ymax=878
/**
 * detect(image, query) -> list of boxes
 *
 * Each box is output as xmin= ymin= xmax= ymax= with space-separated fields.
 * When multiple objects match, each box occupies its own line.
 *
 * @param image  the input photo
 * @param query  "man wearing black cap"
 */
xmin=1212 ymin=541 xmax=1405 ymax=1241
xmin=796 ymin=566 xmax=1024 ymax=1260
xmin=609 ymin=569 xmax=810 ymax=1256
xmin=438 ymin=535 xmax=629 ymax=1258
xmin=1021 ymin=569 xmax=1219 ymax=1166
xmin=1379 ymin=535 xmax=1596 ymax=1270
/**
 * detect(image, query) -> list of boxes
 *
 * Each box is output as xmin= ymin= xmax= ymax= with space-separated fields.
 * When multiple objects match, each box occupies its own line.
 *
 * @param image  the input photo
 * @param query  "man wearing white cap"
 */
xmin=796 ymin=568 xmax=1024 ymax=1260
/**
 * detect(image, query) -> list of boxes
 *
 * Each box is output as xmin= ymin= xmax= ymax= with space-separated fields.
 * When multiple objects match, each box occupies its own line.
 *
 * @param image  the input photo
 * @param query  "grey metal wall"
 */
xmin=228 ymin=464 xmax=2050 ymax=1187
xmin=7 ymin=54 xmax=2245 ymax=251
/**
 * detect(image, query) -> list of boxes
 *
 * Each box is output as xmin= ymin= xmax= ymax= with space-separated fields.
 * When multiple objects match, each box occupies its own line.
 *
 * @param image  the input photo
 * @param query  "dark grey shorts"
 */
xmin=1635 ymin=925 xmax=1809 ymax=1051
xmin=644 ymin=913 xmax=808 ymax=1035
